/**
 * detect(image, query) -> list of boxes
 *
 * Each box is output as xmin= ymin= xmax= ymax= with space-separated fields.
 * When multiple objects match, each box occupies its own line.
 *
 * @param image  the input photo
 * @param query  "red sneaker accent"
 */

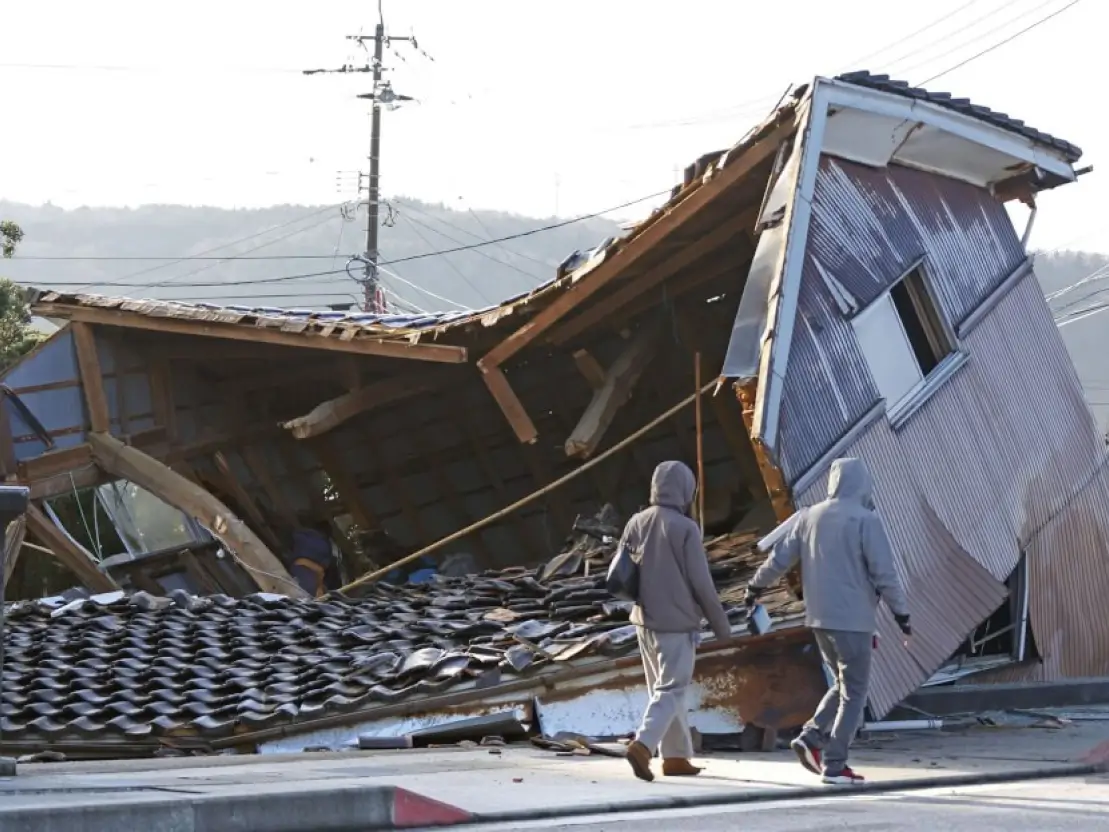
xmin=790 ymin=737 xmax=822 ymax=775
xmin=822 ymin=766 xmax=865 ymax=785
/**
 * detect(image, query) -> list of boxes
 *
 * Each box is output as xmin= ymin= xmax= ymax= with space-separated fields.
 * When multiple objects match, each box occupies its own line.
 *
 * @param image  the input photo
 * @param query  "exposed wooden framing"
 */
xmin=565 ymin=324 xmax=660 ymax=459
xmin=36 ymin=304 xmax=470 ymax=364
xmin=71 ymin=322 xmax=111 ymax=434
xmin=572 ymin=350 xmax=606 ymax=390
xmin=110 ymin=338 xmax=130 ymax=435
xmin=212 ymin=451 xmax=283 ymax=553
xmin=148 ymin=340 xmax=300 ymax=362
xmin=479 ymin=364 xmax=538 ymax=445
xmin=550 ymin=217 xmax=754 ymax=346
xmin=163 ymin=423 xmax=286 ymax=465
xmin=273 ymin=440 xmax=358 ymax=564
xmin=309 ymin=436 xmax=380 ymax=535
xmin=612 ymin=248 xmax=751 ymax=331
xmin=28 ymin=466 xmax=106 ymax=500
xmin=712 ymin=386 xmax=767 ymax=503
xmin=149 ymin=356 xmax=177 ymax=439
xmin=18 ymin=444 xmax=94 ymax=483
xmin=476 ymin=119 xmax=793 ymax=372
xmin=88 ymin=432 xmax=305 ymax=597
xmin=3 ymin=514 xmax=26 ymax=589
xmin=25 ymin=502 xmax=118 ymax=592
xmin=241 ymin=445 xmax=297 ymax=519
xmin=549 ymin=402 xmax=618 ymax=506
xmin=283 ymin=374 xmax=442 ymax=441
xmin=458 ymin=408 xmax=543 ymax=562
xmin=0 ymin=399 xmax=17 ymax=477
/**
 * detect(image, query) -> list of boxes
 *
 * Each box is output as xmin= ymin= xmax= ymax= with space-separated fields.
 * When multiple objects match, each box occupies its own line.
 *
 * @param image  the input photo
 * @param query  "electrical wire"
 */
xmin=918 ymin=0 xmax=1084 ymax=84
xmin=835 ymin=0 xmax=989 ymax=72
xmin=394 ymin=212 xmax=494 ymax=304
xmin=889 ymin=0 xmax=1067 ymax=82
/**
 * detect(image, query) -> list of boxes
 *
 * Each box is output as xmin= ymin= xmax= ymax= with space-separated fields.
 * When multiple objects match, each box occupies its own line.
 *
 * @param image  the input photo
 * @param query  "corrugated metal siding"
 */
xmin=794 ymin=419 xmax=1009 ymax=718
xmin=795 ymin=269 xmax=1109 ymax=710
xmin=777 ymin=156 xmax=1027 ymax=481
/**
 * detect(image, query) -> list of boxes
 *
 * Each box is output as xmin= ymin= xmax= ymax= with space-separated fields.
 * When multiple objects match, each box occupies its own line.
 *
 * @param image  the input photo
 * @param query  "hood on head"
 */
xmin=827 ymin=457 xmax=874 ymax=506
xmin=650 ymin=460 xmax=697 ymax=511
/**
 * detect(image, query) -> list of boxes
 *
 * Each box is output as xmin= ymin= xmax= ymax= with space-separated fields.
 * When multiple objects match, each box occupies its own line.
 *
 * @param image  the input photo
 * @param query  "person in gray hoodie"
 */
xmin=622 ymin=460 xmax=733 ymax=782
xmin=745 ymin=457 xmax=910 ymax=785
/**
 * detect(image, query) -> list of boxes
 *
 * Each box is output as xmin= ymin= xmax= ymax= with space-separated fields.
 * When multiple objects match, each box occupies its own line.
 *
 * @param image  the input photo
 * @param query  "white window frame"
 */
xmin=850 ymin=258 xmax=968 ymax=428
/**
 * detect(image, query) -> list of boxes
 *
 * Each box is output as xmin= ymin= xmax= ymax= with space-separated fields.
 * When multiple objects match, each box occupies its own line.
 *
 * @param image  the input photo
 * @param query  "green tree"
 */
xmin=0 ymin=221 xmax=45 ymax=371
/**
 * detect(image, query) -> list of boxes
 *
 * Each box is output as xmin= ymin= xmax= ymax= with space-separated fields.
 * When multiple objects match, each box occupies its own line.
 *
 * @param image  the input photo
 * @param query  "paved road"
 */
xmin=454 ymin=775 xmax=1109 ymax=831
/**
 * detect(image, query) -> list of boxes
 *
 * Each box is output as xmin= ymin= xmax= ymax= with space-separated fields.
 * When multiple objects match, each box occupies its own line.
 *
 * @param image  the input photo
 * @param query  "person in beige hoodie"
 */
xmin=620 ymin=460 xmax=733 ymax=782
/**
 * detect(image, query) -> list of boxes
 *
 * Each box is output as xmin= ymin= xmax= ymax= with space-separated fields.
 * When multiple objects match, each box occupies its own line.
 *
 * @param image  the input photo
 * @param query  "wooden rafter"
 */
xmin=310 ymin=436 xmax=380 ymax=535
xmin=36 ymin=305 xmax=470 ymax=364
xmin=212 ymin=450 xmax=283 ymax=553
xmin=550 ymin=216 xmax=754 ymax=346
xmin=475 ymin=119 xmax=793 ymax=373
xmin=480 ymin=364 xmax=538 ymax=445
xmin=88 ymin=432 xmax=306 ymax=597
xmin=3 ymin=514 xmax=26 ymax=590
xmin=25 ymin=502 xmax=119 ymax=593
xmin=149 ymin=356 xmax=177 ymax=440
xmin=565 ymin=324 xmax=659 ymax=459
xmin=571 ymin=350 xmax=606 ymax=390
xmin=282 ymin=374 xmax=442 ymax=441
xmin=71 ymin=322 xmax=110 ymax=433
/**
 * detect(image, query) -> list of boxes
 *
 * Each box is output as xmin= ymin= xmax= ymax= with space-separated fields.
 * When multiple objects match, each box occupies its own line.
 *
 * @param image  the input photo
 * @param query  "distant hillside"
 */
xmin=1 ymin=200 xmax=1107 ymax=431
xmin=0 ymin=199 xmax=623 ymax=313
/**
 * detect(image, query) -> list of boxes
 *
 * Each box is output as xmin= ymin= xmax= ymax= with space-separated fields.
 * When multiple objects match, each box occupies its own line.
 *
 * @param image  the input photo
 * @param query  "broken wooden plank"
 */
xmin=25 ymin=502 xmax=118 ymax=593
xmin=3 ymin=514 xmax=26 ymax=590
xmin=480 ymin=364 xmax=538 ymax=445
xmin=565 ymin=324 xmax=660 ymax=459
xmin=88 ymin=432 xmax=306 ymax=598
xmin=212 ymin=451 xmax=284 ymax=554
xmin=71 ymin=322 xmax=111 ymax=433
xmin=282 ymin=374 xmax=440 ymax=441
xmin=17 ymin=444 xmax=94 ymax=483
xmin=572 ymin=350 xmax=606 ymax=391
xmin=35 ymin=305 xmax=470 ymax=364
xmin=475 ymin=119 xmax=793 ymax=370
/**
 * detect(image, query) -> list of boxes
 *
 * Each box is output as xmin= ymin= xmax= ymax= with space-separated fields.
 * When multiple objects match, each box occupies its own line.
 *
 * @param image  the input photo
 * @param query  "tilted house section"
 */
xmin=724 ymin=72 xmax=1108 ymax=715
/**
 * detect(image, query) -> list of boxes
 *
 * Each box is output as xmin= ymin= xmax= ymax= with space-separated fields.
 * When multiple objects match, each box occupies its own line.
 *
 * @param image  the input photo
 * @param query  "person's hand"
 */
xmin=744 ymin=586 xmax=762 ymax=607
xmin=895 ymin=614 xmax=912 ymax=648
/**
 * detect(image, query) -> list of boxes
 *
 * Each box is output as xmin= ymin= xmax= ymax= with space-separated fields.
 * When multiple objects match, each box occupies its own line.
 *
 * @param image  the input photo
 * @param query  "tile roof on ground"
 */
xmin=0 ymin=527 xmax=802 ymax=749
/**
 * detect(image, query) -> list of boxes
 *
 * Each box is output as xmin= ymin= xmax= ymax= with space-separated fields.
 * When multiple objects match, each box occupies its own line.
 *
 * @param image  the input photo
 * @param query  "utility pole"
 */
xmin=304 ymin=4 xmax=420 ymax=313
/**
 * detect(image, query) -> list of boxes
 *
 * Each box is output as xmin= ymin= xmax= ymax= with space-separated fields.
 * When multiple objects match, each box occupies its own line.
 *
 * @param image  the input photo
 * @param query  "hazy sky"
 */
xmin=0 ymin=0 xmax=1101 ymax=252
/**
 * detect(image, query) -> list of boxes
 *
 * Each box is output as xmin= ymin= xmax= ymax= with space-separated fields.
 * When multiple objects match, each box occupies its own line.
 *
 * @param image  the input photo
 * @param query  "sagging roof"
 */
xmin=0 ymin=530 xmax=801 ymax=749
xmin=836 ymin=71 xmax=1082 ymax=161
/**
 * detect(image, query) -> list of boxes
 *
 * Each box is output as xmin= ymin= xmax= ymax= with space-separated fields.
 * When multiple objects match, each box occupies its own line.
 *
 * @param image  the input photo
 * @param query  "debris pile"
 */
xmin=0 ymin=507 xmax=800 ymax=752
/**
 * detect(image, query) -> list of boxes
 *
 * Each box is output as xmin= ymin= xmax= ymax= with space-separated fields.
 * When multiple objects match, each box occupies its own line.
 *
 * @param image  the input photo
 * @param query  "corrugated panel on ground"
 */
xmin=777 ymin=157 xmax=1025 ymax=481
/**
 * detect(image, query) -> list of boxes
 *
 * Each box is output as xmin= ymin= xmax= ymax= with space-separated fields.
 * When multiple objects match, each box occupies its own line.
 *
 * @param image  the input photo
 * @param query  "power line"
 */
xmin=835 ymin=0 xmax=989 ymax=72
xmin=395 ymin=212 xmax=494 ymax=305
xmin=918 ymin=0 xmax=1084 ymax=84
xmin=399 ymin=206 xmax=544 ymax=282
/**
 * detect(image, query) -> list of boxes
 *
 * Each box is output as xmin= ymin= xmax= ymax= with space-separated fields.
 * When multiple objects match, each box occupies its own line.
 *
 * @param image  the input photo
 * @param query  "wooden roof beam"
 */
xmin=34 ymin=305 xmax=469 ymax=364
xmin=282 ymin=373 xmax=444 ymax=441
xmin=565 ymin=323 xmax=660 ymax=459
xmin=25 ymin=502 xmax=119 ymax=593
xmin=550 ymin=210 xmax=757 ymax=347
xmin=88 ymin=432 xmax=307 ymax=598
xmin=71 ymin=322 xmax=111 ymax=433
xmin=474 ymin=119 xmax=794 ymax=374
xmin=480 ymin=364 xmax=538 ymax=445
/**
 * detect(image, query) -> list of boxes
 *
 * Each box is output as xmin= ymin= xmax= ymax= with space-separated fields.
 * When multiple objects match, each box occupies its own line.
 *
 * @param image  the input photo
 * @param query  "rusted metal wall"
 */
xmin=795 ymin=271 xmax=1109 ymax=715
xmin=777 ymin=156 xmax=1027 ymax=481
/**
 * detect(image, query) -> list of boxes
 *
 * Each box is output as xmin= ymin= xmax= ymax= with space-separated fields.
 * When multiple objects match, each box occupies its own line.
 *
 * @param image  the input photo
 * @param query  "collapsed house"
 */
xmin=1 ymin=71 xmax=1106 ymax=758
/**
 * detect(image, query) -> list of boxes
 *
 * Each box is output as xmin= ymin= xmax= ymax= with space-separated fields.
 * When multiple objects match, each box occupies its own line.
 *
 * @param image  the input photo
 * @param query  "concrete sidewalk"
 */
xmin=0 ymin=715 xmax=1106 ymax=831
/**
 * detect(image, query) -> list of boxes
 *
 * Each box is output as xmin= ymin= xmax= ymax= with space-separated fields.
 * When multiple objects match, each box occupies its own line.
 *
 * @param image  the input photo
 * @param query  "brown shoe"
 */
xmin=662 ymin=758 xmax=703 ymax=777
xmin=625 ymin=740 xmax=655 ymax=782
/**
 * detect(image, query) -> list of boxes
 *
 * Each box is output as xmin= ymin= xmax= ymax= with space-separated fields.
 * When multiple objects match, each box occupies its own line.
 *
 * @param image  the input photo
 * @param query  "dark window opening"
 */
xmin=958 ymin=554 xmax=1038 ymax=662
xmin=890 ymin=268 xmax=950 ymax=376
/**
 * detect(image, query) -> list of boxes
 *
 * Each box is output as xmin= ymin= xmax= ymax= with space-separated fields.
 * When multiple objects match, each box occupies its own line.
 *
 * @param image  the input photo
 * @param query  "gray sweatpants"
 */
xmin=634 ymin=628 xmax=696 ymax=759
xmin=800 ymin=628 xmax=873 ymax=773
